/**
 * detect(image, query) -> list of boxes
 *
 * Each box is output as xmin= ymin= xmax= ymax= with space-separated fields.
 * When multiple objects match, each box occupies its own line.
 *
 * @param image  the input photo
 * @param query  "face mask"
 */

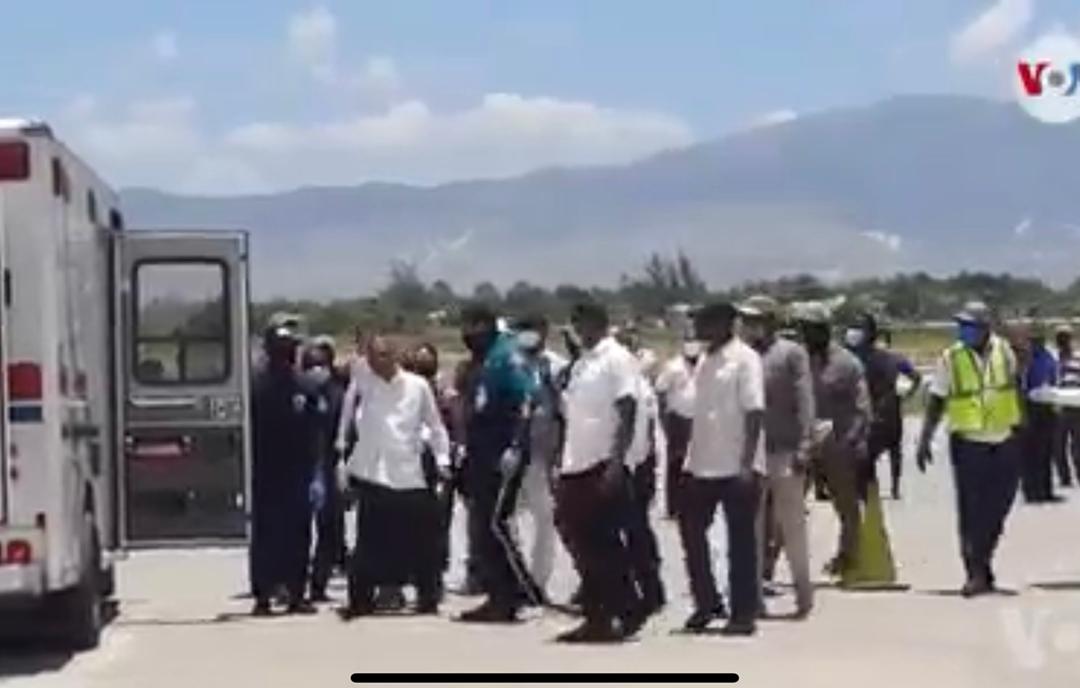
xmin=516 ymin=330 xmax=542 ymax=352
xmin=844 ymin=328 xmax=866 ymax=349
xmin=306 ymin=365 xmax=331 ymax=386
xmin=958 ymin=323 xmax=985 ymax=348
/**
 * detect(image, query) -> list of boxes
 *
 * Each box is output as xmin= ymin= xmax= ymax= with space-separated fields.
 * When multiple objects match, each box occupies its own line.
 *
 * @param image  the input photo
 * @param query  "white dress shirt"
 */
xmin=627 ymin=374 xmax=667 ymax=469
xmin=686 ymin=337 xmax=766 ymax=479
xmin=344 ymin=366 xmax=451 ymax=490
xmin=561 ymin=336 xmax=640 ymax=475
xmin=655 ymin=356 xmax=697 ymax=418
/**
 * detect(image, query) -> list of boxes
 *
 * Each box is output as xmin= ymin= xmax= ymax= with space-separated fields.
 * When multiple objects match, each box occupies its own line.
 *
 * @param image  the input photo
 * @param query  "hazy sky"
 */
xmin=3 ymin=0 xmax=1077 ymax=193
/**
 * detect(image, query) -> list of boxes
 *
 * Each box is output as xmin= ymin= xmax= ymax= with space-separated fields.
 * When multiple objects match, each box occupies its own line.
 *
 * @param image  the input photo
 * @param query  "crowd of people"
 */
xmin=245 ymin=293 xmax=1064 ymax=643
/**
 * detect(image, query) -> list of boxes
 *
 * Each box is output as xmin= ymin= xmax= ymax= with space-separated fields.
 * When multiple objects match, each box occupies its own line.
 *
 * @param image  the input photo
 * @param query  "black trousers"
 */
xmin=625 ymin=456 xmax=664 ymax=606
xmin=678 ymin=474 xmax=762 ymax=624
xmin=1021 ymin=403 xmax=1057 ymax=502
xmin=663 ymin=413 xmax=693 ymax=518
xmin=250 ymin=480 xmax=311 ymax=603
xmin=311 ymin=463 xmax=345 ymax=595
xmin=466 ymin=462 xmax=542 ymax=608
xmin=556 ymin=463 xmax=641 ymax=625
xmin=347 ymin=481 xmax=442 ymax=610
xmin=1055 ymin=409 xmax=1080 ymax=487
xmin=950 ymin=436 xmax=1020 ymax=583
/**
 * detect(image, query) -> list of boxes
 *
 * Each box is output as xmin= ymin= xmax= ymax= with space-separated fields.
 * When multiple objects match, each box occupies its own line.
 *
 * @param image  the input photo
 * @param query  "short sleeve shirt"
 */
xmin=687 ymin=338 xmax=766 ymax=478
xmin=655 ymin=356 xmax=696 ymax=418
xmin=561 ymin=337 xmax=640 ymax=475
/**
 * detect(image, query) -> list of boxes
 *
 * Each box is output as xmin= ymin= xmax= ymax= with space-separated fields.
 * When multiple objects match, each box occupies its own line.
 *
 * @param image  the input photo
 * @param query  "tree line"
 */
xmin=253 ymin=252 xmax=1080 ymax=336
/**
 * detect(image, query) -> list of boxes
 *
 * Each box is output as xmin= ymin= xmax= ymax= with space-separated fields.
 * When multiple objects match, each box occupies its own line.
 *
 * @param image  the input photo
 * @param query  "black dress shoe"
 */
xmin=415 ymin=601 xmax=440 ymax=616
xmin=456 ymin=601 xmax=519 ymax=624
xmin=337 ymin=604 xmax=374 ymax=621
xmin=683 ymin=605 xmax=728 ymax=633
xmin=252 ymin=599 xmax=273 ymax=617
xmin=720 ymin=619 xmax=757 ymax=637
xmin=287 ymin=600 xmax=318 ymax=615
xmin=961 ymin=577 xmax=991 ymax=598
xmin=555 ymin=619 xmax=624 ymax=644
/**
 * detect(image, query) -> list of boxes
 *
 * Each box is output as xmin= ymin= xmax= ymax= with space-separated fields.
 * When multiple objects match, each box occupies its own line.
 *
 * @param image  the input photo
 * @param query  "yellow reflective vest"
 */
xmin=944 ymin=336 xmax=1022 ymax=435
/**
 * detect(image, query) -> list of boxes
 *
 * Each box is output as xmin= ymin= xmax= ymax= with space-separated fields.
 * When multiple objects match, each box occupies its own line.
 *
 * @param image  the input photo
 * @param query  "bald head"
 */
xmin=366 ymin=334 xmax=402 ymax=380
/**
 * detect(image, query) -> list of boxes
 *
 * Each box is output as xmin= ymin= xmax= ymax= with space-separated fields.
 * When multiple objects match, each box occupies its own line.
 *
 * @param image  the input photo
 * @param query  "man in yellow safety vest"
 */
xmin=916 ymin=301 xmax=1023 ymax=598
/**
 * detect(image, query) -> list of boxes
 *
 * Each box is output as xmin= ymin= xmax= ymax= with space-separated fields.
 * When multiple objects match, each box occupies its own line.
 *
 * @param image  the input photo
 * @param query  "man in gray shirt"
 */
xmin=797 ymin=302 xmax=872 ymax=583
xmin=740 ymin=295 xmax=816 ymax=618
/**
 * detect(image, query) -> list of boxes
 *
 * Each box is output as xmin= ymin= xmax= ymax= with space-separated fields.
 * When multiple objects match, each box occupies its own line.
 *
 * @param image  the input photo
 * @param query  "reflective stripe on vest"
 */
xmin=945 ymin=337 xmax=1021 ymax=434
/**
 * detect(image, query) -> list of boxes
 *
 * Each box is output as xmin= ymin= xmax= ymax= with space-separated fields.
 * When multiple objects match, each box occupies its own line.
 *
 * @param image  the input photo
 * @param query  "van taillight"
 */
xmin=8 ymin=362 xmax=43 ymax=400
xmin=5 ymin=539 xmax=32 ymax=565
xmin=0 ymin=142 xmax=30 ymax=181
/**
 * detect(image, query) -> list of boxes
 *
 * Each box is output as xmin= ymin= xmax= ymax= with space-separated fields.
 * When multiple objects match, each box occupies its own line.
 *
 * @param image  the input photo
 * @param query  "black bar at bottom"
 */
xmin=351 ymin=674 xmax=739 ymax=684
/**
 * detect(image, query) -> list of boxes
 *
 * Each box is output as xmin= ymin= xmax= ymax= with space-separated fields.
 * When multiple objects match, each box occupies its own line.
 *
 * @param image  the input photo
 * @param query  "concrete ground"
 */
xmin=4 ymin=428 xmax=1080 ymax=687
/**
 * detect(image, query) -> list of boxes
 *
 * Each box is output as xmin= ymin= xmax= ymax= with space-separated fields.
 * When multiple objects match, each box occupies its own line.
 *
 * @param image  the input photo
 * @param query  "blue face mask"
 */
xmin=958 ymin=322 xmax=986 ymax=348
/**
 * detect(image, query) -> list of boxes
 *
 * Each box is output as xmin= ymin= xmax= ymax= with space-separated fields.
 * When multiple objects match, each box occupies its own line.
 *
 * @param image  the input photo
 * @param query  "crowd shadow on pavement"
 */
xmin=1031 ymin=581 xmax=1080 ymax=592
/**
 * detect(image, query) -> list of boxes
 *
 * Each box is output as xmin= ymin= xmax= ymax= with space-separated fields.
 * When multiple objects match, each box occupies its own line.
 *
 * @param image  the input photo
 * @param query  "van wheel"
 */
xmin=59 ymin=516 xmax=103 ymax=651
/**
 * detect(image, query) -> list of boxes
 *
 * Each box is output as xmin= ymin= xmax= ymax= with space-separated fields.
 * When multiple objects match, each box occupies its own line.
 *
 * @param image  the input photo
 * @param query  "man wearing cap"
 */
xmin=679 ymin=301 xmax=766 ymax=636
xmin=655 ymin=339 xmax=701 ymax=518
xmin=740 ymin=295 xmax=816 ymax=618
xmin=916 ymin=301 xmax=1023 ymax=597
xmin=249 ymin=322 xmax=326 ymax=616
xmin=798 ymin=302 xmax=872 ymax=582
xmin=303 ymin=336 xmax=349 ymax=602
xmin=843 ymin=312 xmax=922 ymax=501
xmin=1055 ymin=325 xmax=1080 ymax=487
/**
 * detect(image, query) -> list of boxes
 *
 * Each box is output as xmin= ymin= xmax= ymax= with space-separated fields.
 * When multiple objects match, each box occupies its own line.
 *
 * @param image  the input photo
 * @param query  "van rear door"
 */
xmin=0 ymin=190 xmax=8 ymax=526
xmin=114 ymin=231 xmax=250 ymax=547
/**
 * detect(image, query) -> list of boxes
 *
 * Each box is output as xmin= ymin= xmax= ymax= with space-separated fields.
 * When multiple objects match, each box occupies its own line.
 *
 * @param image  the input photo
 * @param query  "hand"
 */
xmin=308 ymin=472 xmax=327 ymax=511
xmin=735 ymin=466 xmax=757 ymax=486
xmin=916 ymin=439 xmax=933 ymax=473
xmin=601 ymin=459 xmax=626 ymax=495
xmin=500 ymin=447 xmax=522 ymax=478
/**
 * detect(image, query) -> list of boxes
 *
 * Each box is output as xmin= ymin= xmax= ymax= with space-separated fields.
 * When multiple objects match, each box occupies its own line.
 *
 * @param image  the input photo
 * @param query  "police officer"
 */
xmin=250 ymin=322 xmax=327 ymax=616
xmin=456 ymin=303 xmax=541 ymax=623
xmin=916 ymin=301 xmax=1023 ymax=597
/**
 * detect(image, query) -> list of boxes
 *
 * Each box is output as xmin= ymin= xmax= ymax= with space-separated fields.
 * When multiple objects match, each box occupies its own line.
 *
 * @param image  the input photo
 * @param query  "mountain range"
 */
xmin=120 ymin=94 xmax=1080 ymax=300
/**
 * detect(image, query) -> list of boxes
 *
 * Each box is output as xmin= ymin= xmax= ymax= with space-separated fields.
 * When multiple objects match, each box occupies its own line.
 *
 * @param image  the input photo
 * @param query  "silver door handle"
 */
xmin=130 ymin=397 xmax=198 ymax=410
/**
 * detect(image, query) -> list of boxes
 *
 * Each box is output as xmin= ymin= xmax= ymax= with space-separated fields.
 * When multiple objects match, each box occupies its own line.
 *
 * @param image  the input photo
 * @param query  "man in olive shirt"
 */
xmin=740 ymin=295 xmax=816 ymax=618
xmin=797 ymin=302 xmax=872 ymax=581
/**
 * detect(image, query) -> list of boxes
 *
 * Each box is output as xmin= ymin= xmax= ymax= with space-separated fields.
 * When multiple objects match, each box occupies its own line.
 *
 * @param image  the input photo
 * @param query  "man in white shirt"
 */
xmin=679 ymin=302 xmax=766 ymax=637
xmin=624 ymin=372 xmax=668 ymax=618
xmin=554 ymin=301 xmax=645 ymax=644
xmin=338 ymin=335 xmax=451 ymax=619
xmin=655 ymin=340 xmax=701 ymax=518
xmin=512 ymin=314 xmax=567 ymax=598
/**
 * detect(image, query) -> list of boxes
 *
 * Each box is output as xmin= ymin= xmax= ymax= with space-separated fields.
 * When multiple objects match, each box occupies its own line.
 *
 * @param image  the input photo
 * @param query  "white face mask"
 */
xmin=516 ymin=330 xmax=542 ymax=350
xmin=306 ymin=365 xmax=331 ymax=386
xmin=681 ymin=340 xmax=703 ymax=359
xmin=844 ymin=328 xmax=866 ymax=348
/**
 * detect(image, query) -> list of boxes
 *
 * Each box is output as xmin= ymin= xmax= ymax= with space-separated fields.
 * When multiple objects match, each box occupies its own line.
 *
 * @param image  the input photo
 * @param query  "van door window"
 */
xmin=134 ymin=262 xmax=229 ymax=385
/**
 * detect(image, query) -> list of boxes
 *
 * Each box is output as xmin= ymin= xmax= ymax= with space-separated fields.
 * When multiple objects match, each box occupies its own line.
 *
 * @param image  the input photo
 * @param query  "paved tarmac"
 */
xmin=3 ymin=427 xmax=1080 ymax=687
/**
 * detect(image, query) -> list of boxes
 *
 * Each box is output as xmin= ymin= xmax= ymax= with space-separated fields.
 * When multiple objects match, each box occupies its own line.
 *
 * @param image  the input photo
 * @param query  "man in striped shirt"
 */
xmin=1055 ymin=326 xmax=1080 ymax=488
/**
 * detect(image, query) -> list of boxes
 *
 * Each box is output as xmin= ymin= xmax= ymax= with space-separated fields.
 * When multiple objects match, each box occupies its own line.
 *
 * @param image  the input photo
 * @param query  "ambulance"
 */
xmin=0 ymin=119 xmax=252 ymax=649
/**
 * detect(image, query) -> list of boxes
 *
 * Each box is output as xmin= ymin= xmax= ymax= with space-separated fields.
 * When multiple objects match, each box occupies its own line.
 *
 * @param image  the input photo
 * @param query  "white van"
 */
xmin=0 ymin=119 xmax=251 ymax=649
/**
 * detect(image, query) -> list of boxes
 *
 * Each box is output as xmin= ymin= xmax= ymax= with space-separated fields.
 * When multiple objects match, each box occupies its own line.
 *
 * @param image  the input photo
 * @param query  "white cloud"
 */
xmin=950 ymin=0 xmax=1034 ymax=65
xmin=58 ymin=92 xmax=693 ymax=194
xmin=288 ymin=6 xmax=338 ymax=83
xmin=747 ymin=109 xmax=798 ymax=129
xmin=1014 ymin=217 xmax=1033 ymax=237
xmin=151 ymin=31 xmax=179 ymax=62
xmin=862 ymin=230 xmax=903 ymax=252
